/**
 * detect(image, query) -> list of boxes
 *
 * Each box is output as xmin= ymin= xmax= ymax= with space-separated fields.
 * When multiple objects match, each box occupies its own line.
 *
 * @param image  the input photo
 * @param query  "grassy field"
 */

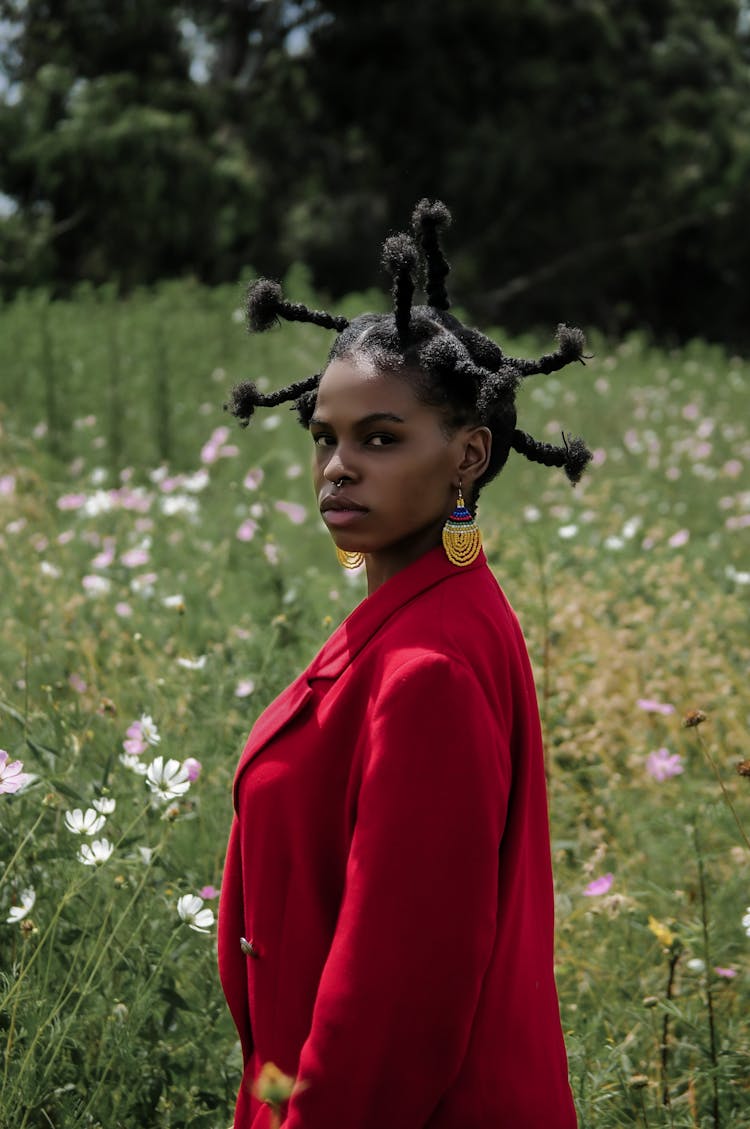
xmin=0 ymin=275 xmax=748 ymax=1128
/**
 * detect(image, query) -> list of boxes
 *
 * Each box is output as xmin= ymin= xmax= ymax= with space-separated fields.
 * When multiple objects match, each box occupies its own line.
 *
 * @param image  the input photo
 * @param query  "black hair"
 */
xmin=225 ymin=199 xmax=592 ymax=501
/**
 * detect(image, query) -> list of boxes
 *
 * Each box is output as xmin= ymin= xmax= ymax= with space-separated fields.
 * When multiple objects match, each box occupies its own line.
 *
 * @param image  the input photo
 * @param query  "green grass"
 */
xmin=0 ymin=278 xmax=748 ymax=1127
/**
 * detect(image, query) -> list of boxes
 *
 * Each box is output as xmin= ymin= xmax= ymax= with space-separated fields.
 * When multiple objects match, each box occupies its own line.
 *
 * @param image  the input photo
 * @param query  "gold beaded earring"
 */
xmin=442 ymin=484 xmax=482 ymax=566
xmin=336 ymin=547 xmax=365 ymax=569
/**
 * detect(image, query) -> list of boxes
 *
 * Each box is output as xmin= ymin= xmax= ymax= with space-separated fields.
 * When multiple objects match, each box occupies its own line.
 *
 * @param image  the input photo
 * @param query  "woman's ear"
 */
xmin=456 ymin=426 xmax=492 ymax=488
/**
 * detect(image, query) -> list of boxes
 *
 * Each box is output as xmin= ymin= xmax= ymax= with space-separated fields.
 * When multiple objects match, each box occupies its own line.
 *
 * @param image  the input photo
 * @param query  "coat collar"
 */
xmin=233 ymin=547 xmax=487 ymax=794
xmin=306 ymin=546 xmax=487 ymax=682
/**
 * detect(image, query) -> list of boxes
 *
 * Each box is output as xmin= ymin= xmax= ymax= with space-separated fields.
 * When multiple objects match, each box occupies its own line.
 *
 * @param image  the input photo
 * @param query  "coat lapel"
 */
xmin=233 ymin=547 xmax=487 ymax=799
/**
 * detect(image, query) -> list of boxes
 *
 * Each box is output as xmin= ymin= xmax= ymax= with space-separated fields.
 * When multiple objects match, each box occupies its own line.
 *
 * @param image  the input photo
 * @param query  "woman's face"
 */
xmin=311 ymin=355 xmax=490 ymax=592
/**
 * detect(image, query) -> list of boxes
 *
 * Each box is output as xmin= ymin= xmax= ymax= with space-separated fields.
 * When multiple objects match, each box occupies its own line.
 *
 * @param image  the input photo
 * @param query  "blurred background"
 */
xmin=2 ymin=0 xmax=750 ymax=344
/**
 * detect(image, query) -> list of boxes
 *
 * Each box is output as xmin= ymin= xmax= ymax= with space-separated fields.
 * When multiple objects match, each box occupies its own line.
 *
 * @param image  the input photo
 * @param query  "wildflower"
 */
xmin=64 ymin=808 xmax=107 ymax=835
xmin=120 ymin=753 xmax=148 ymax=775
xmin=138 ymin=715 xmax=160 ymax=746
xmin=93 ymin=796 xmax=116 ymax=814
xmin=162 ymin=594 xmax=185 ymax=611
xmin=742 ymin=907 xmax=750 ymax=937
xmin=40 ymin=561 xmax=62 ymax=578
xmin=121 ymin=547 xmax=150 ymax=568
xmin=667 ymin=529 xmax=689 ymax=548
xmin=243 ymin=468 xmax=264 ymax=491
xmin=683 ymin=709 xmax=707 ymax=728
xmin=558 ymin=524 xmax=578 ymax=539
xmin=69 ymin=673 xmax=87 ymax=693
xmin=646 ymin=748 xmax=684 ymax=782
xmin=253 ymin=1061 xmax=296 ymax=1107
xmin=686 ymin=958 xmax=705 ymax=973
xmin=235 ymin=679 xmax=255 ymax=698
xmin=82 ymin=574 xmax=111 ymax=596
xmin=138 ymin=846 xmax=155 ymax=864
xmin=146 ymin=756 xmax=191 ymax=802
xmin=584 ymin=873 xmax=614 ymax=897
xmin=715 ymin=967 xmax=737 ymax=979
xmin=177 ymin=893 xmax=214 ymax=933
xmin=236 ymin=518 xmax=258 ymax=542
xmin=274 ymin=500 xmax=307 ymax=525
xmin=636 ymin=698 xmax=675 ymax=716
xmin=6 ymin=888 xmax=35 ymax=924
xmin=176 ymin=655 xmax=206 ymax=671
xmin=648 ymin=916 xmax=676 ymax=948
xmin=115 ymin=601 xmax=133 ymax=617
xmin=200 ymin=885 xmax=220 ymax=899
xmin=285 ymin=463 xmax=302 ymax=479
xmin=78 ymin=838 xmax=114 ymax=866
xmin=737 ymin=760 xmax=750 ymax=778
xmin=264 ymin=542 xmax=280 ymax=566
xmin=0 ymin=751 xmax=32 ymax=794
xmin=183 ymin=757 xmax=202 ymax=782
xmin=0 ymin=473 xmax=15 ymax=496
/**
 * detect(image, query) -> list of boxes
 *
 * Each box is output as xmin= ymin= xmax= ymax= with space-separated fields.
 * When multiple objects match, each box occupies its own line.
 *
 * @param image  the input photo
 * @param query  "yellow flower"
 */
xmin=648 ymin=915 xmax=676 ymax=949
xmin=253 ymin=1062 xmax=296 ymax=1107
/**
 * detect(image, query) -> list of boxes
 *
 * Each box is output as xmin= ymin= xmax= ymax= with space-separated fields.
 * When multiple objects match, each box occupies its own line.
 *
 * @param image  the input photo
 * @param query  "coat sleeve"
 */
xmin=284 ymin=653 xmax=510 ymax=1129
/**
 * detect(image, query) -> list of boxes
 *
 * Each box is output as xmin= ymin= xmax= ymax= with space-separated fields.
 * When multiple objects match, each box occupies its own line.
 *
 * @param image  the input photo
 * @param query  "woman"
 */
xmin=218 ymin=201 xmax=588 ymax=1128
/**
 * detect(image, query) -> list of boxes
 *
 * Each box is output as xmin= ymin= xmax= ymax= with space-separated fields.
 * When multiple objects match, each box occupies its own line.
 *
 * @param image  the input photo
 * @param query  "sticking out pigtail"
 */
xmin=246 ymin=279 xmax=349 ymax=334
xmin=224 ymin=374 xmax=320 ymax=428
xmin=381 ymin=233 xmax=419 ymax=344
xmin=412 ymin=199 xmax=452 ymax=310
xmin=510 ymin=324 xmax=589 ymax=378
xmin=511 ymin=428 xmax=592 ymax=485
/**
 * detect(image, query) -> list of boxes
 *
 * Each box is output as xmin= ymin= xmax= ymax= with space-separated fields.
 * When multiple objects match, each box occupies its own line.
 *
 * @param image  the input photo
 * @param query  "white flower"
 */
xmin=92 ymin=796 xmax=116 ymax=814
xmin=120 ymin=753 xmax=148 ymax=774
xmin=558 ymin=524 xmax=579 ymax=540
xmin=64 ymin=807 xmax=107 ymax=835
xmin=177 ymin=894 xmax=215 ymax=934
xmin=161 ymin=594 xmax=185 ymax=610
xmin=7 ymin=888 xmax=35 ymax=924
xmin=743 ymin=906 xmax=750 ymax=937
xmin=78 ymin=838 xmax=114 ymax=866
xmin=138 ymin=846 xmax=155 ymax=865
xmin=686 ymin=958 xmax=705 ymax=973
xmin=138 ymin=714 xmax=160 ymax=746
xmin=176 ymin=656 xmax=206 ymax=671
xmin=83 ymin=489 xmax=114 ymax=517
xmin=146 ymin=756 xmax=191 ymax=802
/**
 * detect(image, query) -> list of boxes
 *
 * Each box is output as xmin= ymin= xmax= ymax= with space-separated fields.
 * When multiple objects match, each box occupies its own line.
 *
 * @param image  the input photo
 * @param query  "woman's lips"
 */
xmin=322 ymin=508 xmax=369 ymax=528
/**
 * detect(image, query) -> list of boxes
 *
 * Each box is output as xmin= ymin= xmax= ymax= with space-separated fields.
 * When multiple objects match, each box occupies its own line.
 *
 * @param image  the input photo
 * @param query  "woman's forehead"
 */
xmin=314 ymin=358 xmax=427 ymax=422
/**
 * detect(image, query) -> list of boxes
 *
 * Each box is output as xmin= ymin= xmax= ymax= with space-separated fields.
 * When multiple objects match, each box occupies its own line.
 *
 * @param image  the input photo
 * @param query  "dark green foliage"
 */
xmin=2 ymin=1 xmax=750 ymax=342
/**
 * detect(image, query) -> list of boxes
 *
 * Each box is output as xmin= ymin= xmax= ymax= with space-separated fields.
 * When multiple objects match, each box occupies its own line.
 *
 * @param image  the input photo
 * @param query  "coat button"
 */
xmin=240 ymin=936 xmax=260 ymax=959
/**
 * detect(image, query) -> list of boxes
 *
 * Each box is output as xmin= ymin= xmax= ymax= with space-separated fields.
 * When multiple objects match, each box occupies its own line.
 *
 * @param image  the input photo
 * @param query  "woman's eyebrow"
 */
xmin=309 ymin=411 xmax=406 ymax=428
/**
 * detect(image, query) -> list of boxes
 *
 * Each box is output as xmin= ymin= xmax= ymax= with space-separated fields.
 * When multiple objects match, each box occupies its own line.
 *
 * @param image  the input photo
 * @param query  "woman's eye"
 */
xmin=312 ymin=434 xmax=334 ymax=447
xmin=366 ymin=434 xmax=395 ymax=447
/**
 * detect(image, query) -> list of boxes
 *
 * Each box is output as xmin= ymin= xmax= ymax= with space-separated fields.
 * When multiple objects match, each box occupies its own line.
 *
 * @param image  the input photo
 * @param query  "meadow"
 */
xmin=0 ymin=273 xmax=748 ymax=1128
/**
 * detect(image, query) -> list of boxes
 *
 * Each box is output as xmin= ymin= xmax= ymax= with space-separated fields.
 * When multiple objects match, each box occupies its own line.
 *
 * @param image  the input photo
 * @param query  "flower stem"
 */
xmin=694 ymin=824 xmax=720 ymax=1129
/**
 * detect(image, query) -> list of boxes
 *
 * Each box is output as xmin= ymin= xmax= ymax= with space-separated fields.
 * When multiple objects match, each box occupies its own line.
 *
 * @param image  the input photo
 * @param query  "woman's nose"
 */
xmin=323 ymin=445 xmax=358 ymax=483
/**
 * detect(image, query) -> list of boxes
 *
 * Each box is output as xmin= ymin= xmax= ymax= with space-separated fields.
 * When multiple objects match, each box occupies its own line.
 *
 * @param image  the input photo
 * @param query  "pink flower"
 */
xmin=584 ymin=873 xmax=614 ymax=897
xmin=682 ymin=403 xmax=700 ymax=420
xmin=200 ymin=885 xmax=220 ymax=899
xmin=69 ymin=674 xmax=87 ymax=693
xmin=264 ymin=542 xmax=280 ymax=566
xmin=646 ymin=747 xmax=684 ymax=782
xmin=183 ymin=757 xmax=202 ymax=782
xmin=0 ymin=750 xmax=32 ymax=795
xmin=274 ymin=500 xmax=308 ymax=525
xmin=219 ymin=444 xmax=240 ymax=459
xmin=57 ymin=493 xmax=87 ymax=511
xmin=115 ymin=601 xmax=133 ymax=617
xmin=243 ymin=468 xmax=264 ymax=491
xmin=637 ymin=699 xmax=675 ymax=716
xmin=668 ymin=529 xmax=690 ymax=548
xmin=236 ymin=519 xmax=258 ymax=542
xmin=722 ymin=460 xmax=743 ymax=478
xmin=0 ymin=474 xmax=15 ymax=497
xmin=235 ymin=679 xmax=255 ymax=698
xmin=714 ymin=967 xmax=737 ymax=979
xmin=121 ymin=547 xmax=150 ymax=568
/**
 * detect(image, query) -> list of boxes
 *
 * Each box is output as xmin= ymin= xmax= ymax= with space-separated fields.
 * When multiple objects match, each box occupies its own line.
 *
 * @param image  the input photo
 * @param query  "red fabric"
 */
xmin=218 ymin=547 xmax=577 ymax=1128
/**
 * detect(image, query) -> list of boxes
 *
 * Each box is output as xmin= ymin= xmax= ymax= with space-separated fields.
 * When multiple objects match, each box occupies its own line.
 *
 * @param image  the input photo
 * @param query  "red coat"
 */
xmin=218 ymin=547 xmax=577 ymax=1128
